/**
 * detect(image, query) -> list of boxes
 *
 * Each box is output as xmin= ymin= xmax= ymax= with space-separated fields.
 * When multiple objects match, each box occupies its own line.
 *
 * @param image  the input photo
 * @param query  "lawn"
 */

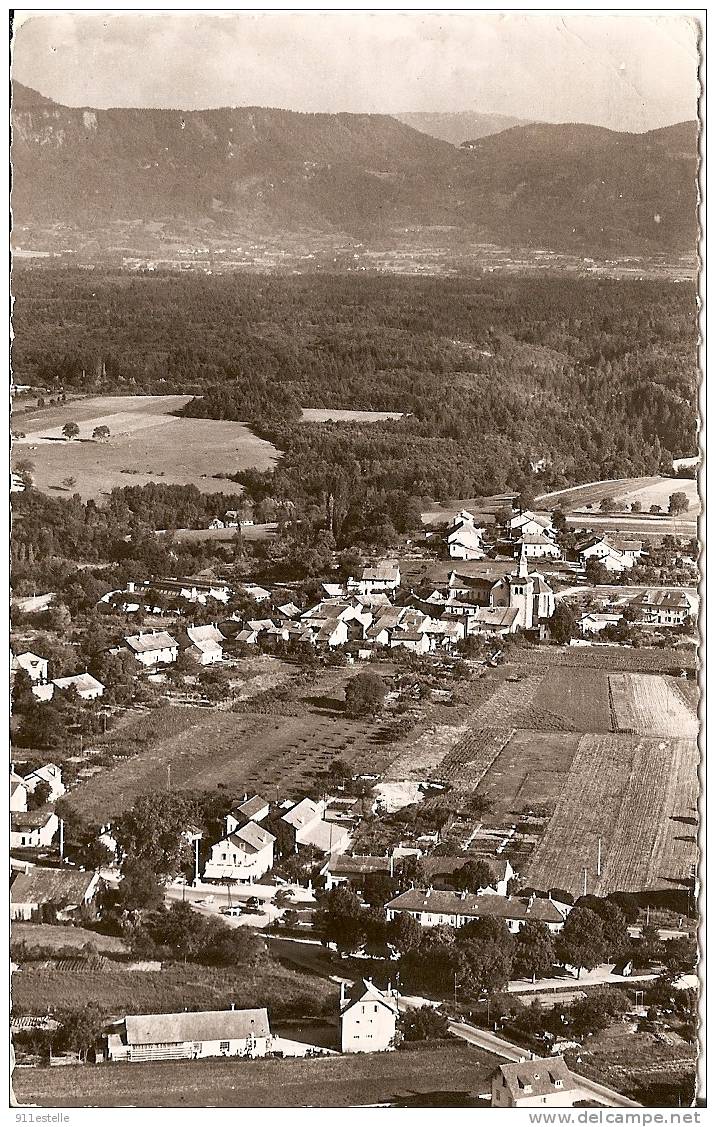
xmin=13 ymin=1041 xmax=498 ymax=1108
xmin=12 ymin=959 xmax=336 ymax=1021
xmin=526 ymin=733 xmax=699 ymax=897
xmin=12 ymin=394 xmax=279 ymax=500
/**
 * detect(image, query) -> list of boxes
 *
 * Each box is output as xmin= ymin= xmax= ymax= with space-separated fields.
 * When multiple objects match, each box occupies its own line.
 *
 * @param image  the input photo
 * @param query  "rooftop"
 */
xmin=124 ymin=1008 xmax=270 ymax=1047
xmin=386 ymin=889 xmax=568 ymax=924
xmin=11 ymin=867 xmax=97 ymax=906
xmin=497 ymin=1056 xmax=578 ymax=1101
xmin=125 ymin=630 xmax=178 ymax=654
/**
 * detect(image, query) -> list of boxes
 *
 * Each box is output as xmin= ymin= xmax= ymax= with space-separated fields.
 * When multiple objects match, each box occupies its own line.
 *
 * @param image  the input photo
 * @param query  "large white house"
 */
xmin=11 ymin=651 xmax=49 ymax=683
xmin=445 ymin=511 xmax=487 ymax=560
xmin=348 ymin=563 xmax=401 ymax=595
xmin=106 ymin=1008 xmax=272 ymax=1063
xmin=182 ymin=623 xmax=224 ymax=664
xmin=577 ymin=535 xmax=644 ymax=573
xmin=124 ymin=630 xmax=179 ymax=667
xmin=281 ymin=798 xmax=350 ymax=854
xmin=492 ymin=1057 xmax=582 ymax=1108
xmin=203 ymin=821 xmax=276 ymax=883
xmin=10 ymin=810 xmax=59 ymax=850
xmin=340 ymin=980 xmax=398 ymax=1053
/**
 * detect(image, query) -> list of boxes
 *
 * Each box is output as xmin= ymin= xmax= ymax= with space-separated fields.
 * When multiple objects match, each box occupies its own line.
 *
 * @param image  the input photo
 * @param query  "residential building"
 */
xmin=125 ymin=630 xmax=179 ymax=667
xmin=23 ymin=762 xmax=65 ymax=802
xmin=340 ymin=980 xmax=398 ymax=1053
xmin=517 ymin=534 xmax=562 ymax=560
xmin=10 ymin=811 xmax=59 ymax=850
xmin=507 ymin=511 xmax=556 ymax=540
xmin=578 ymin=612 xmax=623 ymax=634
xmin=348 ymin=563 xmax=401 ymax=595
xmin=491 ymin=1057 xmax=582 ymax=1108
xmin=445 ymin=511 xmax=487 ymax=560
xmin=10 ymin=773 xmax=29 ymax=812
xmin=10 ymin=866 xmax=101 ymax=921
xmin=203 ymin=821 xmax=276 ymax=883
xmin=576 ymin=535 xmax=644 ymax=573
xmin=105 ymin=1008 xmax=272 ymax=1064
xmin=281 ymin=798 xmax=350 ymax=855
xmin=52 ymin=672 xmax=106 ymax=700
xmin=472 ymin=606 xmax=521 ymax=636
xmin=240 ymin=583 xmax=271 ymax=603
xmin=227 ymin=795 xmax=270 ymax=828
xmin=628 ymin=590 xmax=693 ymax=627
xmin=11 ymin=651 xmax=49 ymax=683
xmin=182 ymin=623 xmax=224 ymax=664
xmin=323 ymin=854 xmax=392 ymax=890
xmin=385 ymin=889 xmax=570 ymax=933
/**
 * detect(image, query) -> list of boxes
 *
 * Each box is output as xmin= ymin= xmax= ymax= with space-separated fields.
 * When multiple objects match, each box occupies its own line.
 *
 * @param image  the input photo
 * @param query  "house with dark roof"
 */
xmin=445 ymin=511 xmax=488 ymax=560
xmin=11 ymin=811 xmax=59 ymax=851
xmin=491 ymin=1056 xmax=581 ymax=1108
xmin=340 ymin=980 xmax=398 ymax=1053
xmin=105 ymin=1007 xmax=272 ymax=1063
xmin=385 ymin=889 xmax=570 ymax=933
xmin=576 ymin=535 xmax=644 ymax=573
xmin=348 ymin=562 xmax=401 ymax=595
xmin=628 ymin=590 xmax=693 ymax=627
xmin=10 ymin=866 xmax=101 ymax=921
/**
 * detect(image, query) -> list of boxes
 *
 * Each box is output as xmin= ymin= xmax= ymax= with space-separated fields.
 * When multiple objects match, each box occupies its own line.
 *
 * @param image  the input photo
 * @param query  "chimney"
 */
xmin=340 ymin=982 xmax=346 ymax=1006
xmin=230 ymin=1003 xmax=235 ymax=1011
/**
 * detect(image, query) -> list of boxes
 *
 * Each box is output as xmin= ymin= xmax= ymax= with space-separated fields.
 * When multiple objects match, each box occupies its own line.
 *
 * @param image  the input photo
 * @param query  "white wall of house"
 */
xmin=341 ymin=1001 xmax=396 ymax=1053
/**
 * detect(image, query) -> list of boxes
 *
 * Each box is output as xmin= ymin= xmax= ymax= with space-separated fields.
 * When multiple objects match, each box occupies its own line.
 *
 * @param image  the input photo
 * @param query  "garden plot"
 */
xmin=526 ymin=733 xmax=699 ymax=897
xmin=609 ymin=674 xmax=699 ymax=738
xmin=436 ymin=727 xmax=515 ymax=789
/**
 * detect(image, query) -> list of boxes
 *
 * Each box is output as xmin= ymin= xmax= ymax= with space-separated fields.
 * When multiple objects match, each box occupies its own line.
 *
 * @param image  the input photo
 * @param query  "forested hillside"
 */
xmin=12 ymin=269 xmax=698 ymax=529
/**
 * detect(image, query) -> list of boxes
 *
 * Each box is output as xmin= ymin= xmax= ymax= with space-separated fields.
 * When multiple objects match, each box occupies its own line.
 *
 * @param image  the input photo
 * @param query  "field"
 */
xmin=300 ymin=408 xmax=404 ymax=423
xmin=436 ymin=728 xmax=515 ymax=788
xmin=513 ymin=646 xmax=697 ymax=673
xmin=11 ymin=924 xmax=127 ymax=955
xmin=526 ymin=733 xmax=699 ymax=896
xmin=476 ymin=731 xmax=583 ymax=820
xmin=13 ymin=1041 xmax=498 ymax=1108
xmin=64 ymin=670 xmax=399 ymax=823
xmin=609 ymin=674 xmax=699 ymax=738
xmin=612 ymin=476 xmax=700 ymax=515
xmin=12 ymin=959 xmax=336 ymax=1021
xmin=537 ymin=476 xmax=661 ymax=512
xmin=12 ymin=395 xmax=279 ymax=500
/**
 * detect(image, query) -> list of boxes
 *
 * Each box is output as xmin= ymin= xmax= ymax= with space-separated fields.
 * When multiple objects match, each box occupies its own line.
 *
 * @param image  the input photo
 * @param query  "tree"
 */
xmin=574 ymin=896 xmax=628 ymax=957
xmin=119 ymin=858 xmax=164 ymax=911
xmin=631 ymin=500 xmax=642 ymax=513
xmin=315 ymin=886 xmax=367 ymax=953
xmin=113 ymin=793 xmax=201 ymax=877
xmin=556 ymin=906 xmax=606 ymax=977
xmin=551 ymin=601 xmax=578 ymax=644
xmin=669 ymin=491 xmax=690 ymax=515
xmin=361 ymin=871 xmax=398 ymax=907
xmin=458 ymin=918 xmax=515 ymax=995
xmin=513 ymin=921 xmax=557 ymax=982
xmin=55 ymin=1004 xmax=106 ymax=1061
xmin=62 ymin=421 xmax=80 ymax=440
xmin=599 ymin=496 xmax=618 ymax=513
xmin=650 ymin=504 xmax=662 ymax=514
xmin=638 ymin=923 xmax=664 ymax=966
xmin=26 ymin=779 xmax=53 ymax=811
xmin=569 ymin=987 xmax=630 ymax=1035
xmin=453 ymin=858 xmax=495 ymax=893
xmin=344 ymin=671 xmax=385 ymax=717
xmin=585 ymin=557 xmax=610 ymax=585
xmin=93 ymin=425 xmax=111 ymax=442
xmin=552 ymin=508 xmax=567 ymax=533
xmin=389 ymin=912 xmax=423 ymax=955
xmin=62 ymin=476 xmax=77 ymax=491
xmin=401 ymin=1006 xmax=449 ymax=1041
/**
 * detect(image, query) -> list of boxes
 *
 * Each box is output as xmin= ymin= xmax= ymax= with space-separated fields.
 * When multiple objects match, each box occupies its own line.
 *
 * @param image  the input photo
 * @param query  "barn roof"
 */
xmin=124 ymin=1008 xmax=270 ymax=1047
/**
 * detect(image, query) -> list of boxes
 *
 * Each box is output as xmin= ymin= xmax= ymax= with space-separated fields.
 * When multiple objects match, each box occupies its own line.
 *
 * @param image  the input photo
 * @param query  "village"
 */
xmin=10 ymin=494 xmax=700 ymax=1108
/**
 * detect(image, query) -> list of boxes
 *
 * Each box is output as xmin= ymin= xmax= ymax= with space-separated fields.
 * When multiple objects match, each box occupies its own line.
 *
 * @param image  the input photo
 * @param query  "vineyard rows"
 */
xmin=437 ymin=726 xmax=515 ymax=788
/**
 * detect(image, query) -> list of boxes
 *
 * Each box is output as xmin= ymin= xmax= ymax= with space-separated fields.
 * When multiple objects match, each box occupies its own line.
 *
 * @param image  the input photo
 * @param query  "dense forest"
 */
xmin=12 ymin=267 xmax=699 ymax=516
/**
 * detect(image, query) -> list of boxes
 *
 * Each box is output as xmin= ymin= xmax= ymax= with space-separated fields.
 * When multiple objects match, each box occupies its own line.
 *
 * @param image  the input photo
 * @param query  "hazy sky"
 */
xmin=12 ymin=11 xmax=700 ymax=131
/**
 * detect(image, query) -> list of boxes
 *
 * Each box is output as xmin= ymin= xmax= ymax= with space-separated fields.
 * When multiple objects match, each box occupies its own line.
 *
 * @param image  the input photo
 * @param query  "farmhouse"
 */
xmin=445 ymin=511 xmax=487 ymax=560
xmin=576 ymin=535 xmax=644 ymax=573
xmin=105 ymin=1008 xmax=272 ymax=1064
xmin=124 ymin=630 xmax=179 ymax=667
xmin=578 ymin=612 xmax=623 ymax=634
xmin=229 ymin=795 xmax=270 ymax=826
xmin=23 ymin=762 xmax=65 ymax=802
xmin=240 ymin=582 xmax=271 ymax=603
xmin=517 ymin=533 xmax=562 ymax=560
xmin=203 ymin=821 xmax=275 ymax=883
xmin=281 ymin=798 xmax=350 ymax=854
xmin=10 ymin=810 xmax=59 ymax=850
xmin=491 ymin=1057 xmax=581 ymax=1108
xmin=340 ymin=980 xmax=398 ymax=1053
xmin=11 ymin=651 xmax=49 ymax=683
xmin=52 ymin=672 xmax=106 ymax=700
xmin=472 ymin=606 xmax=521 ymax=636
xmin=628 ymin=590 xmax=693 ymax=627
xmin=181 ymin=623 xmax=224 ymax=664
xmin=348 ymin=563 xmax=401 ymax=595
xmin=507 ymin=511 xmax=555 ymax=540
xmin=323 ymin=854 xmax=392 ymax=890
xmin=10 ymin=866 xmax=101 ymax=921
xmin=385 ymin=889 xmax=570 ymax=933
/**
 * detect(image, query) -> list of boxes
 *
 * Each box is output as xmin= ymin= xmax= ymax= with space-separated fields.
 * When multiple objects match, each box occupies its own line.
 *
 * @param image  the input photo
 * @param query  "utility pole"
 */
xmin=167 ymin=764 xmax=171 ymax=791
xmin=582 ymin=867 xmax=587 ymax=897
xmin=59 ymin=819 xmax=64 ymax=861
xmin=597 ymin=837 xmax=602 ymax=878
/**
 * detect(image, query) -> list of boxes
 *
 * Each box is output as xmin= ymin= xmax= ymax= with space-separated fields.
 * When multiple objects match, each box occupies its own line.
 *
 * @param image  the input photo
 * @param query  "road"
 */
xmin=448 ymin=1020 xmax=642 ymax=1108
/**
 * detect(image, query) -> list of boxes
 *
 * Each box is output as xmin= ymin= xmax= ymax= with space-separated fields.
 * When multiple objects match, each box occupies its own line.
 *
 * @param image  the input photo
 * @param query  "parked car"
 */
xmin=221 ymin=905 xmax=242 ymax=916
xmin=246 ymin=896 xmax=262 ymax=910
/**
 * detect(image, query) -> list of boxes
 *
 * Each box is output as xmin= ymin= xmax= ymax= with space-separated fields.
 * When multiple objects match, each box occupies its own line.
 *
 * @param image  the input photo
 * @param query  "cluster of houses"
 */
xmin=11 ymin=651 xmax=105 ymax=703
xmin=578 ymin=588 xmax=695 ymax=635
xmin=10 ymin=762 xmax=66 ymax=852
xmin=441 ymin=506 xmax=647 ymax=576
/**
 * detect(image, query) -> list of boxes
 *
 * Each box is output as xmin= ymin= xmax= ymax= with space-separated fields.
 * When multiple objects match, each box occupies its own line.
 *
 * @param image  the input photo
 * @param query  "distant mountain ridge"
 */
xmin=11 ymin=82 xmax=698 ymax=256
xmin=394 ymin=111 xmax=532 ymax=145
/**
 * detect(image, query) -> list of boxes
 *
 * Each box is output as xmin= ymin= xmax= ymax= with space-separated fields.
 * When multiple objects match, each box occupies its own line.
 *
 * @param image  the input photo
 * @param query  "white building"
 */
xmin=446 ymin=511 xmax=487 ymax=560
xmin=576 ymin=535 xmax=644 ymax=573
xmin=340 ymin=980 xmax=398 ymax=1053
xmin=11 ymin=651 xmax=49 ymax=683
xmin=23 ymin=762 xmax=65 ymax=802
xmin=125 ymin=630 xmax=179 ymax=667
xmin=10 ymin=810 xmax=59 ymax=850
xmin=348 ymin=563 xmax=401 ymax=595
xmin=203 ymin=821 xmax=275 ymax=883
xmin=184 ymin=623 xmax=224 ymax=664
xmin=52 ymin=672 xmax=105 ymax=701
xmin=492 ymin=1057 xmax=582 ymax=1108
xmin=385 ymin=889 xmax=570 ymax=934
xmin=106 ymin=1008 xmax=272 ymax=1064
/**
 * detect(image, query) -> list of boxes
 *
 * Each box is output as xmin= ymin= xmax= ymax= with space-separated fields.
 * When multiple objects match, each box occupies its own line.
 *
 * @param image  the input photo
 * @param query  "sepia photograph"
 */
xmin=8 ymin=9 xmax=703 ymax=1114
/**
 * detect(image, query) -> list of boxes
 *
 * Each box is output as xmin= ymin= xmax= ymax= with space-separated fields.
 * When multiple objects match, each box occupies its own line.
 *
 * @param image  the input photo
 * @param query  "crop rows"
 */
xmin=514 ymin=647 xmax=697 ymax=673
xmin=437 ymin=726 xmax=515 ymax=788
xmin=609 ymin=673 xmax=699 ymax=738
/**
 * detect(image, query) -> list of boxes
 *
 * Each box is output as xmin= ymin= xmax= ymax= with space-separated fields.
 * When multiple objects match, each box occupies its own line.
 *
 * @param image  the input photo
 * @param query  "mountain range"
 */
xmin=11 ymin=82 xmax=698 ymax=257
